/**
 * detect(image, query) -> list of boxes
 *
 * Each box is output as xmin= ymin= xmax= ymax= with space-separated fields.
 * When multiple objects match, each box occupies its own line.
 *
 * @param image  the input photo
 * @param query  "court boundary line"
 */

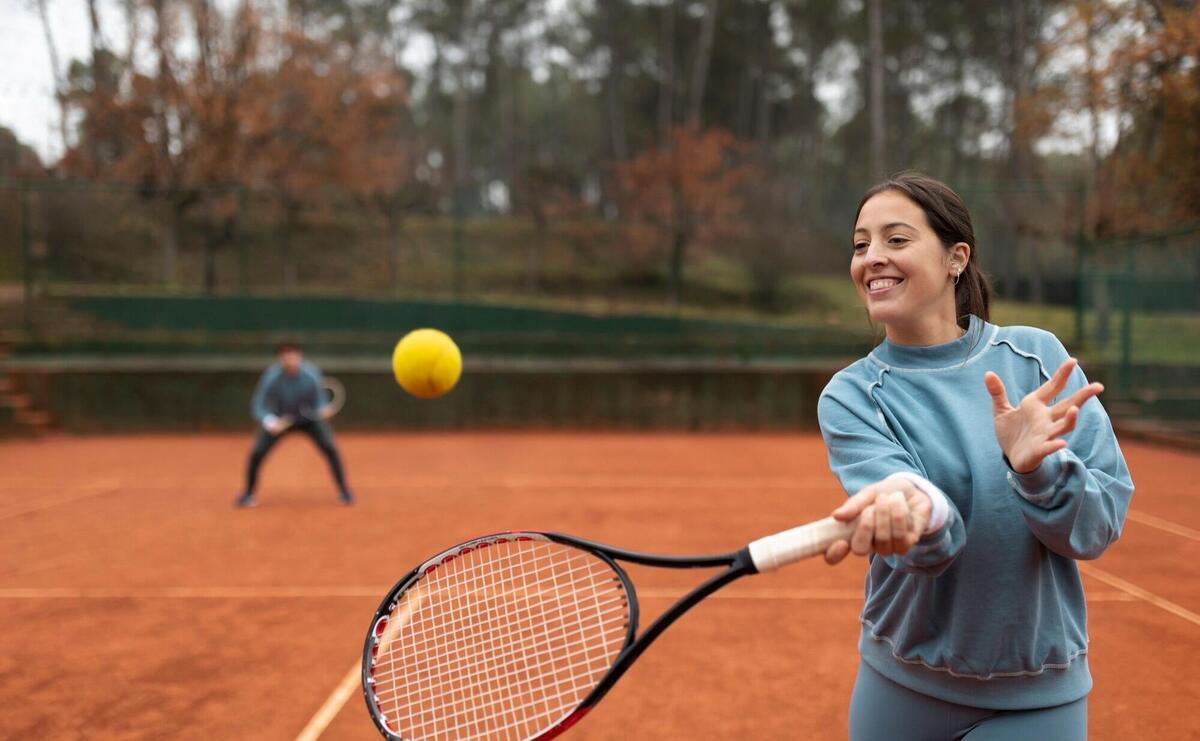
xmin=1125 ymin=509 xmax=1200 ymax=543
xmin=1077 ymin=562 xmax=1200 ymax=628
xmin=0 ymin=585 xmax=1139 ymax=602
xmin=0 ymin=477 xmax=844 ymax=491
xmin=294 ymin=661 xmax=360 ymax=741
xmin=0 ymin=480 xmax=121 ymax=521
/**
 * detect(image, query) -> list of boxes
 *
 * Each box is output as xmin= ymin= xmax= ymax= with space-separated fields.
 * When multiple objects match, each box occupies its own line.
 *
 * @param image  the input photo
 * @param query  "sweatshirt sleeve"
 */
xmin=1005 ymin=340 xmax=1134 ymax=560
xmin=818 ymin=381 xmax=967 ymax=577
xmin=251 ymin=366 xmax=279 ymax=423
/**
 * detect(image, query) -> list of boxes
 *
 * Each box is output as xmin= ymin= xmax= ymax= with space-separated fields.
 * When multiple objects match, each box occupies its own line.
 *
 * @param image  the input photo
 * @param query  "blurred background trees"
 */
xmin=3 ymin=0 xmax=1197 ymax=305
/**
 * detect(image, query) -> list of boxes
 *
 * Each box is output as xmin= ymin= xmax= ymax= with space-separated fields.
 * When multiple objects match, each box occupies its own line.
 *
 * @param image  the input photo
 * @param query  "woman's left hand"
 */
xmin=984 ymin=358 xmax=1104 ymax=474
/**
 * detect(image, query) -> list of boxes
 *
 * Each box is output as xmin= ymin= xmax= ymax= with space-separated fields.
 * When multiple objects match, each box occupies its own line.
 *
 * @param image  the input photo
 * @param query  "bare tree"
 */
xmin=602 ymin=1 xmax=629 ymax=161
xmin=33 ymin=0 xmax=69 ymax=154
xmin=657 ymin=1 xmax=675 ymax=142
xmin=687 ymin=0 xmax=719 ymax=130
xmin=868 ymin=0 xmax=885 ymax=178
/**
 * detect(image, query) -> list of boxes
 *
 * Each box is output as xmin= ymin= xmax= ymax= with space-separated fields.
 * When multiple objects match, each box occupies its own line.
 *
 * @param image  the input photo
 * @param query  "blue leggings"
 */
xmin=849 ymin=661 xmax=1087 ymax=741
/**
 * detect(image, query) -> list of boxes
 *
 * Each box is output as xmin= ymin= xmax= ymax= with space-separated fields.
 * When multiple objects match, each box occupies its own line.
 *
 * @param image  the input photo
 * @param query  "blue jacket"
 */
xmin=251 ymin=361 xmax=323 ymax=423
xmin=818 ymin=315 xmax=1133 ymax=709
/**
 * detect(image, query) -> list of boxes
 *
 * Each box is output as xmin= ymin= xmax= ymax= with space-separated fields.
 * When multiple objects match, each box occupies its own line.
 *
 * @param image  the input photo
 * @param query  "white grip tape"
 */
xmin=747 ymin=517 xmax=858 ymax=572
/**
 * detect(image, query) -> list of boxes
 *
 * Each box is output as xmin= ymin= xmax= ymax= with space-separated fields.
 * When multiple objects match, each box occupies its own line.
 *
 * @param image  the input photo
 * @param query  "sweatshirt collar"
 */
xmin=869 ymin=315 xmax=989 ymax=370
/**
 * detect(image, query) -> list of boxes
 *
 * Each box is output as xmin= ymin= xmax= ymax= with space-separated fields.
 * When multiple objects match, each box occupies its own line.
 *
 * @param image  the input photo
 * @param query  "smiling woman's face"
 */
xmin=852 ymin=189 xmax=961 ymax=333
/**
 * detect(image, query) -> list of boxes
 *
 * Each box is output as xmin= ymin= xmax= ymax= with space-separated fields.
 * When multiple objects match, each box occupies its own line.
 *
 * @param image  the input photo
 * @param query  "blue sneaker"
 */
xmin=338 ymin=489 xmax=355 ymax=506
xmin=235 ymin=492 xmax=259 ymax=508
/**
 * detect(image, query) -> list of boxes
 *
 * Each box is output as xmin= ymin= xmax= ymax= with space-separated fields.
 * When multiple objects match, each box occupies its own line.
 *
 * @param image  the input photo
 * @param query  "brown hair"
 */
xmin=855 ymin=172 xmax=991 ymax=328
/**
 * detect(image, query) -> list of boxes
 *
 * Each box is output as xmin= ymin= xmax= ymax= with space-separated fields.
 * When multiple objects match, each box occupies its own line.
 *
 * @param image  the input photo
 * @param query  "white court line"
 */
xmin=641 ymin=587 xmax=1135 ymax=602
xmin=293 ymin=661 xmax=361 ymax=741
xmin=1126 ymin=510 xmax=1200 ymax=543
xmin=0 ymin=476 xmax=842 ymax=491
xmin=1078 ymin=562 xmax=1200 ymax=628
xmin=0 ymin=586 xmax=383 ymax=599
xmin=0 ymin=480 xmax=121 ymax=521
xmin=0 ymin=585 xmax=1137 ymax=602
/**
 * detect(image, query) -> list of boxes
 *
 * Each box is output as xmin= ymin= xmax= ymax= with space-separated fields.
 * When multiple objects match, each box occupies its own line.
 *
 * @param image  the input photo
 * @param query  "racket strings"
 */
xmin=390 ymin=547 xmax=619 ymax=738
xmin=379 ymin=544 xmax=621 ymax=739
xmin=371 ymin=540 xmax=629 ymax=740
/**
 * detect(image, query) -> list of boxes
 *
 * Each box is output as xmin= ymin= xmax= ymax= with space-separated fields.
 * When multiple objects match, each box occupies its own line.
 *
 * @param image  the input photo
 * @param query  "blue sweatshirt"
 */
xmin=818 ymin=315 xmax=1133 ymax=710
xmin=251 ymin=360 xmax=323 ymax=424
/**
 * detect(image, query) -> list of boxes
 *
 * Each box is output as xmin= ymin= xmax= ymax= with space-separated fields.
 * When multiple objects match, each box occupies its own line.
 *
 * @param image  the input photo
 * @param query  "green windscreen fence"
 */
xmin=1075 ymin=226 xmax=1200 ymax=434
xmin=14 ymin=293 xmax=878 ymax=360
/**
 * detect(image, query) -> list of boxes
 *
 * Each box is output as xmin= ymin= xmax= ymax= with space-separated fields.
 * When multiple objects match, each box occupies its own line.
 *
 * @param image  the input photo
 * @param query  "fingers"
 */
xmin=984 ymin=372 xmax=1010 ymax=414
xmin=874 ymin=497 xmax=894 ymax=556
xmin=836 ymin=478 xmax=927 ymax=558
xmin=1048 ymin=406 xmax=1079 ymax=438
xmin=824 ymin=540 xmax=850 ymax=565
xmin=1052 ymin=382 xmax=1104 ymax=417
xmin=1036 ymin=358 xmax=1078 ymax=403
xmin=902 ymin=489 xmax=930 ymax=545
xmin=885 ymin=491 xmax=913 ymax=555
xmin=850 ymin=505 xmax=875 ymax=556
xmin=848 ymin=492 xmax=920 ymax=557
xmin=833 ymin=484 xmax=882 ymax=521
xmin=1037 ymin=439 xmax=1069 ymax=461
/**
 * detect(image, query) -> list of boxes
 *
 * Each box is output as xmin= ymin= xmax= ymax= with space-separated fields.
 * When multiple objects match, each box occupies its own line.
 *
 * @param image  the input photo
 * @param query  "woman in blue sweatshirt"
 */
xmin=818 ymin=173 xmax=1133 ymax=740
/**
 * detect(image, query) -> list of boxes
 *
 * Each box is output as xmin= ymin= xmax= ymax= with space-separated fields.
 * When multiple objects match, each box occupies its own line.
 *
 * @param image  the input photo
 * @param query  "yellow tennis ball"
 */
xmin=392 ymin=329 xmax=462 ymax=399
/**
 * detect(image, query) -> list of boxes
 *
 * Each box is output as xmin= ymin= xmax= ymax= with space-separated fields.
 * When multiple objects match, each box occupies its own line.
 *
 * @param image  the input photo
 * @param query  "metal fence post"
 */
xmin=20 ymin=183 xmax=32 ymax=331
xmin=1120 ymin=245 xmax=1134 ymax=395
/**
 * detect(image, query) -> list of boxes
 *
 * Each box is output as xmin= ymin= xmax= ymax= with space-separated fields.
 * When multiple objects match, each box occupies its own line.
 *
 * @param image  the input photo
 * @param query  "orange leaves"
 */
xmin=59 ymin=3 xmax=415 ymax=209
xmin=616 ymin=127 xmax=746 ymax=246
xmin=613 ymin=127 xmax=752 ymax=302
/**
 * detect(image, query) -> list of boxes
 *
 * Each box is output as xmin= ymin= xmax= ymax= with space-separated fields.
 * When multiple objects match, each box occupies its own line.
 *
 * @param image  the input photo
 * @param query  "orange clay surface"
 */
xmin=1 ymin=433 xmax=1198 ymax=740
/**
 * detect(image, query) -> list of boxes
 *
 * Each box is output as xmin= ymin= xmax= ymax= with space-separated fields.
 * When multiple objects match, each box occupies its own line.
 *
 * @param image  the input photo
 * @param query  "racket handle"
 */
xmin=747 ymin=516 xmax=858 ymax=572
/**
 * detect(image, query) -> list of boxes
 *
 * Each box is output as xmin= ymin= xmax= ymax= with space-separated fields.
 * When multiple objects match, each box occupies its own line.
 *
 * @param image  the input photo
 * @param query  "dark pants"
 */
xmin=244 ymin=421 xmax=348 ymax=495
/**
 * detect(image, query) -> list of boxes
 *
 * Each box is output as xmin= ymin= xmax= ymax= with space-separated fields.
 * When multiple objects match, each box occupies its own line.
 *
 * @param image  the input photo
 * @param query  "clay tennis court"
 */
xmin=1 ymin=432 xmax=1197 ymax=739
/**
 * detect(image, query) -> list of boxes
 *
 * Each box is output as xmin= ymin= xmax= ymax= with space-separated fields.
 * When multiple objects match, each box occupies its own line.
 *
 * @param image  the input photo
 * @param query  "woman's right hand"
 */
xmin=824 ymin=474 xmax=932 ymax=565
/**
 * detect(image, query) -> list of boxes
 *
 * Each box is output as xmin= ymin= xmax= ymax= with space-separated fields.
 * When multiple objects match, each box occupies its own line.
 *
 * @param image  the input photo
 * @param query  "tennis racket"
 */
xmin=283 ymin=377 xmax=345 ymax=428
xmin=362 ymin=516 xmax=861 ymax=740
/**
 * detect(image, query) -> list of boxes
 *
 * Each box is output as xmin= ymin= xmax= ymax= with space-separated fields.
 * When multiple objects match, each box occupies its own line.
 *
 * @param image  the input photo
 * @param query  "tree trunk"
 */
xmin=87 ymin=0 xmax=102 ymax=56
xmin=34 ymin=0 xmax=68 ymax=155
xmin=386 ymin=208 xmax=404 ymax=293
xmin=950 ymin=50 xmax=966 ymax=182
xmin=604 ymin=1 xmax=629 ymax=161
xmin=868 ymin=0 xmax=885 ymax=178
xmin=123 ymin=0 xmax=141 ymax=70
xmin=526 ymin=204 xmax=546 ymax=291
xmin=657 ymin=2 xmax=676 ymax=143
xmin=282 ymin=203 xmax=299 ymax=289
xmin=668 ymin=226 xmax=687 ymax=307
xmin=687 ymin=0 xmax=719 ymax=130
xmin=161 ymin=198 xmax=180 ymax=286
xmin=668 ymin=189 xmax=688 ymax=307
xmin=204 ymin=233 xmax=219 ymax=294
xmin=452 ymin=13 xmax=473 ymax=200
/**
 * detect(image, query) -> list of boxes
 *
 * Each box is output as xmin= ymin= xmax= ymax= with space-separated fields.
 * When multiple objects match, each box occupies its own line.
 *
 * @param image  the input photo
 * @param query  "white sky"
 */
xmin=0 ymin=0 xmax=120 ymax=162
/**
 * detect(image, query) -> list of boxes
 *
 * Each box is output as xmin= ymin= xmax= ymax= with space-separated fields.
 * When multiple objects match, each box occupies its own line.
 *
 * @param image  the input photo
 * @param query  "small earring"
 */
xmin=952 ymin=271 xmax=961 ymax=286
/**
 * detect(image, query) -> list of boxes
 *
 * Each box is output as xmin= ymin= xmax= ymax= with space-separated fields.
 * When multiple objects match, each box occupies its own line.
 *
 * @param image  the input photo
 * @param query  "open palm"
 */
xmin=984 ymin=358 xmax=1104 ymax=474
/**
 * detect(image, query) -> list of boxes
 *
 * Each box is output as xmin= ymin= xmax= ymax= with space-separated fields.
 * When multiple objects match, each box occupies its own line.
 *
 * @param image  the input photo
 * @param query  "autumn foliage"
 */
xmin=616 ymin=127 xmax=748 ymax=304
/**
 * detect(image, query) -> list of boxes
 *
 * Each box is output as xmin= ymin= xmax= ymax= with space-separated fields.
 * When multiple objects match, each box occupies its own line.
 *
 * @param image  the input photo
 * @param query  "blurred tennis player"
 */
xmin=819 ymin=173 xmax=1133 ymax=740
xmin=235 ymin=342 xmax=354 ymax=507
